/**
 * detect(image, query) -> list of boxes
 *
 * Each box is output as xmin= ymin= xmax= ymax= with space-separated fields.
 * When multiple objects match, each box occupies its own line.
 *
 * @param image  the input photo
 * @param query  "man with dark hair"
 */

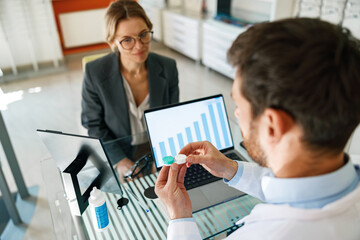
xmin=155 ymin=18 xmax=360 ymax=239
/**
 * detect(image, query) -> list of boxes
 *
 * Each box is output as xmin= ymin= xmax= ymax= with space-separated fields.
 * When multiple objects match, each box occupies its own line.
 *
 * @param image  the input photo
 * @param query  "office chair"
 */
xmin=82 ymin=53 xmax=108 ymax=72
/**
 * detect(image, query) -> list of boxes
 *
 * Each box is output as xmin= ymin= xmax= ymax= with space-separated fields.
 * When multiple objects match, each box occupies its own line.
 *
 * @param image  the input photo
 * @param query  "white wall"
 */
xmin=59 ymin=8 xmax=107 ymax=48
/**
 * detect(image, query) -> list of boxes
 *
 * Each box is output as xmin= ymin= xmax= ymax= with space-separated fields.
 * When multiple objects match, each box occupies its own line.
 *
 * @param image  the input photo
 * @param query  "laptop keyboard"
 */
xmin=224 ymin=152 xmax=242 ymax=161
xmin=184 ymin=152 xmax=245 ymax=190
xmin=184 ymin=164 xmax=220 ymax=190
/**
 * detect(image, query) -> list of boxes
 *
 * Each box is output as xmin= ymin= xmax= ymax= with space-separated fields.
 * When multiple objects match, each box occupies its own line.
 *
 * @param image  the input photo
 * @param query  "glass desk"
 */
xmin=41 ymin=131 xmax=261 ymax=240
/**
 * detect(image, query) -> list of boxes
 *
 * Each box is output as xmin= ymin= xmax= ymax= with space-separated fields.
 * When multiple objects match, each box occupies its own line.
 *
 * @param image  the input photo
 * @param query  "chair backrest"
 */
xmin=82 ymin=53 xmax=108 ymax=72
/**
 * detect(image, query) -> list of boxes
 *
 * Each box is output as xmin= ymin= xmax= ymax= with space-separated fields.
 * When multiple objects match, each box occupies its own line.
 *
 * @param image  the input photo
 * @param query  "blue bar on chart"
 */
xmin=159 ymin=142 xmax=167 ymax=158
xmin=185 ymin=127 xmax=193 ymax=143
xmin=177 ymin=133 xmax=184 ymax=149
xmin=208 ymin=104 xmax=222 ymax=149
xmin=216 ymin=102 xmax=230 ymax=147
xmin=153 ymin=147 xmax=158 ymax=163
xmin=194 ymin=121 xmax=202 ymax=141
xmin=168 ymin=137 xmax=177 ymax=156
xmin=201 ymin=113 xmax=211 ymax=142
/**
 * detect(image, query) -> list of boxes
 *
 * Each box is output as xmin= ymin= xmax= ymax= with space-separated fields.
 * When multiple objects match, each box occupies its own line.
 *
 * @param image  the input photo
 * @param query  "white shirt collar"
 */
xmin=261 ymin=156 xmax=359 ymax=208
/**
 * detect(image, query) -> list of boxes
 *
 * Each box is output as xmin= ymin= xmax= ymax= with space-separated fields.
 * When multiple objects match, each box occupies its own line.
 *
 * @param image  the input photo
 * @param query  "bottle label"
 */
xmin=94 ymin=202 xmax=109 ymax=229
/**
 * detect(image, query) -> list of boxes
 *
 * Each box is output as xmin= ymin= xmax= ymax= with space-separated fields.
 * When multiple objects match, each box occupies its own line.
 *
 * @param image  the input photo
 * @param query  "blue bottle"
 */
xmin=89 ymin=187 xmax=109 ymax=232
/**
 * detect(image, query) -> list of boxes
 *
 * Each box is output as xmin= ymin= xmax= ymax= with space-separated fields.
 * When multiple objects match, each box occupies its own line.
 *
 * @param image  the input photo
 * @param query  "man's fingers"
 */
xmin=156 ymin=165 xmax=170 ymax=183
xmin=167 ymin=163 xmax=179 ymax=187
xmin=179 ymin=141 xmax=206 ymax=155
xmin=177 ymin=164 xmax=187 ymax=184
xmin=186 ymin=155 xmax=205 ymax=165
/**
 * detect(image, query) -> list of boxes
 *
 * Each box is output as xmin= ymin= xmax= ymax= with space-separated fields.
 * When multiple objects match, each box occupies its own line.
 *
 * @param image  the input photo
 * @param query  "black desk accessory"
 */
xmin=144 ymin=186 xmax=158 ymax=200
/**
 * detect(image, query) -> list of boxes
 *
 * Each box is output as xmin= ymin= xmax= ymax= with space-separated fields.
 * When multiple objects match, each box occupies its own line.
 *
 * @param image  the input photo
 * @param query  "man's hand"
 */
xmin=155 ymin=164 xmax=192 ymax=220
xmin=180 ymin=141 xmax=238 ymax=180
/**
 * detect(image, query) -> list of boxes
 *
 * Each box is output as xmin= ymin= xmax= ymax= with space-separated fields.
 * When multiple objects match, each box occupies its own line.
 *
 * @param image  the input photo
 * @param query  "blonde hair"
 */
xmin=105 ymin=0 xmax=153 ymax=51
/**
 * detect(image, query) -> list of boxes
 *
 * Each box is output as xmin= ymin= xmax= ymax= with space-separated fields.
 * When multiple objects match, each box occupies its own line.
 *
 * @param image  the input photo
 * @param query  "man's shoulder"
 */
xmin=235 ymin=195 xmax=360 ymax=239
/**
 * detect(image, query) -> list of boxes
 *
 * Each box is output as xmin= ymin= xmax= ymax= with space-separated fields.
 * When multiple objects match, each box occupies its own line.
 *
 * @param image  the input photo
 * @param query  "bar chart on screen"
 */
xmin=145 ymin=96 xmax=233 ymax=164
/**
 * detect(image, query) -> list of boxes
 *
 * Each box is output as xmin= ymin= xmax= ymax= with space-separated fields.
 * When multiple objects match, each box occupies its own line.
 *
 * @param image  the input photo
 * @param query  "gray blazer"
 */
xmin=81 ymin=52 xmax=179 ymax=163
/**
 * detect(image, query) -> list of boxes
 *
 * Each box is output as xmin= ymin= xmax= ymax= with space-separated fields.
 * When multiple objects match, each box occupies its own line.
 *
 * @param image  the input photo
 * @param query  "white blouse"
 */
xmin=122 ymin=76 xmax=149 ymax=145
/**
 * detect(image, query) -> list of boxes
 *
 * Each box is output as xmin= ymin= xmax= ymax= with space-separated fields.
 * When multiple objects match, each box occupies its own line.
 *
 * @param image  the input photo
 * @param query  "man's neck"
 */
xmin=271 ymin=149 xmax=345 ymax=178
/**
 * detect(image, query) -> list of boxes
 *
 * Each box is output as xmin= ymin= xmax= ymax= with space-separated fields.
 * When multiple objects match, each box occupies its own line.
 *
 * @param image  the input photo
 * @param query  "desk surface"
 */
xmin=40 ymin=125 xmax=259 ymax=239
xmin=41 ymin=157 xmax=262 ymax=240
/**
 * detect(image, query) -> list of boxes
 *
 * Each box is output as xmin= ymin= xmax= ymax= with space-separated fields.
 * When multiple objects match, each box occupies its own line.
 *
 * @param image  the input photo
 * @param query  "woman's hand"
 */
xmin=116 ymin=158 xmax=141 ymax=181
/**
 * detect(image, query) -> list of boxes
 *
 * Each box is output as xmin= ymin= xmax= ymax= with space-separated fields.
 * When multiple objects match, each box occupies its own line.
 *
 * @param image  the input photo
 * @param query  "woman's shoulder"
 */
xmin=84 ymin=52 xmax=119 ymax=82
xmin=148 ymin=52 xmax=176 ymax=67
xmin=86 ymin=52 xmax=118 ymax=70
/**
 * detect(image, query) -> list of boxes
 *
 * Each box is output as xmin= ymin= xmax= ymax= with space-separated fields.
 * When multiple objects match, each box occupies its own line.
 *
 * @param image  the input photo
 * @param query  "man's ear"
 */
xmin=261 ymin=108 xmax=294 ymax=144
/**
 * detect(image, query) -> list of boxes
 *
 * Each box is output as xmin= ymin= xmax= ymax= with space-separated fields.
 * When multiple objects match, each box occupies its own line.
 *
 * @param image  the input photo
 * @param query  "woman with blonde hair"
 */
xmin=81 ymin=0 xmax=179 ymax=178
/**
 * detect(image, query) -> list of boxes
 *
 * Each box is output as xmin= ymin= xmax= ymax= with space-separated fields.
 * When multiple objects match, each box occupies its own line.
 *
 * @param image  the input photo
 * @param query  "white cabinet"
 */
xmin=139 ymin=0 xmax=166 ymax=8
xmin=141 ymin=4 xmax=163 ymax=42
xmin=139 ymin=0 xmax=165 ymax=42
xmin=202 ymin=19 xmax=245 ymax=79
xmin=231 ymin=0 xmax=295 ymax=22
xmin=296 ymin=0 xmax=360 ymax=39
xmin=163 ymin=9 xmax=203 ymax=61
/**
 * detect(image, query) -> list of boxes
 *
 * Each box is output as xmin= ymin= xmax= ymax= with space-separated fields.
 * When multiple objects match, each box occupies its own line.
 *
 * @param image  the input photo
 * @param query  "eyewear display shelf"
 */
xmin=41 ymin=157 xmax=262 ymax=240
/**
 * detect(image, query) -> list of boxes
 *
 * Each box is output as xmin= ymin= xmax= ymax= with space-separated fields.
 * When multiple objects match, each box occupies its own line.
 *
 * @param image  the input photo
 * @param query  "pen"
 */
xmin=124 ymin=186 xmax=150 ymax=213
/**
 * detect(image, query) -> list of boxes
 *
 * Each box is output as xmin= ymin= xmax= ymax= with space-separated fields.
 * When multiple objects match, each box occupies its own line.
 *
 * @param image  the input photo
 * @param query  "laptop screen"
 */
xmin=144 ymin=94 xmax=234 ymax=168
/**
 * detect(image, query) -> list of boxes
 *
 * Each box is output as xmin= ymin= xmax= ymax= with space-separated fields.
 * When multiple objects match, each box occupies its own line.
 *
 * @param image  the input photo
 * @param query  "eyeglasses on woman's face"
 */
xmin=118 ymin=31 xmax=153 ymax=50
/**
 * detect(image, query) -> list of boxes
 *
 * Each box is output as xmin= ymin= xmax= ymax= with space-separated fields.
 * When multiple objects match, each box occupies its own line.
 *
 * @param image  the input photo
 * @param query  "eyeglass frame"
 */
xmin=123 ymin=154 xmax=152 ymax=180
xmin=117 ymin=30 xmax=154 ymax=50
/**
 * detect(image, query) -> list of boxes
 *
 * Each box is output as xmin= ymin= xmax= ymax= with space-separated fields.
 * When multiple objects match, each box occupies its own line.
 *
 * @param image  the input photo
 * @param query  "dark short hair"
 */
xmin=228 ymin=18 xmax=360 ymax=153
xmin=105 ymin=0 xmax=153 ymax=50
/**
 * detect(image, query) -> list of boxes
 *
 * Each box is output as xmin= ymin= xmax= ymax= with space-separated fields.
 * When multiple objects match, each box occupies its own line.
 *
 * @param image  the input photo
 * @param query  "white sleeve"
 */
xmin=226 ymin=161 xmax=273 ymax=201
xmin=167 ymin=218 xmax=202 ymax=240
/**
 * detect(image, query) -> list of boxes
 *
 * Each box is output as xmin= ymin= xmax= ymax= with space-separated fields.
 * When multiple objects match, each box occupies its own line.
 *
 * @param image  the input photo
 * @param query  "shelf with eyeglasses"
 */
xmin=202 ymin=0 xmax=295 ymax=79
xmin=40 ymin=130 xmax=258 ymax=239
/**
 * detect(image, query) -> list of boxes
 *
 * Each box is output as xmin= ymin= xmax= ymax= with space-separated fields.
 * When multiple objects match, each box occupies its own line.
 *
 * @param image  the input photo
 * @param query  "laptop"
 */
xmin=144 ymin=94 xmax=247 ymax=212
xmin=37 ymin=129 xmax=127 ymax=215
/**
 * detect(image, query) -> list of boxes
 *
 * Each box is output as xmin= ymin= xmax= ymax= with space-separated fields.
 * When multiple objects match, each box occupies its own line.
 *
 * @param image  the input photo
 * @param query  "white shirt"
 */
xmin=122 ymin=76 xmax=149 ymax=145
xmin=167 ymin=158 xmax=360 ymax=239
